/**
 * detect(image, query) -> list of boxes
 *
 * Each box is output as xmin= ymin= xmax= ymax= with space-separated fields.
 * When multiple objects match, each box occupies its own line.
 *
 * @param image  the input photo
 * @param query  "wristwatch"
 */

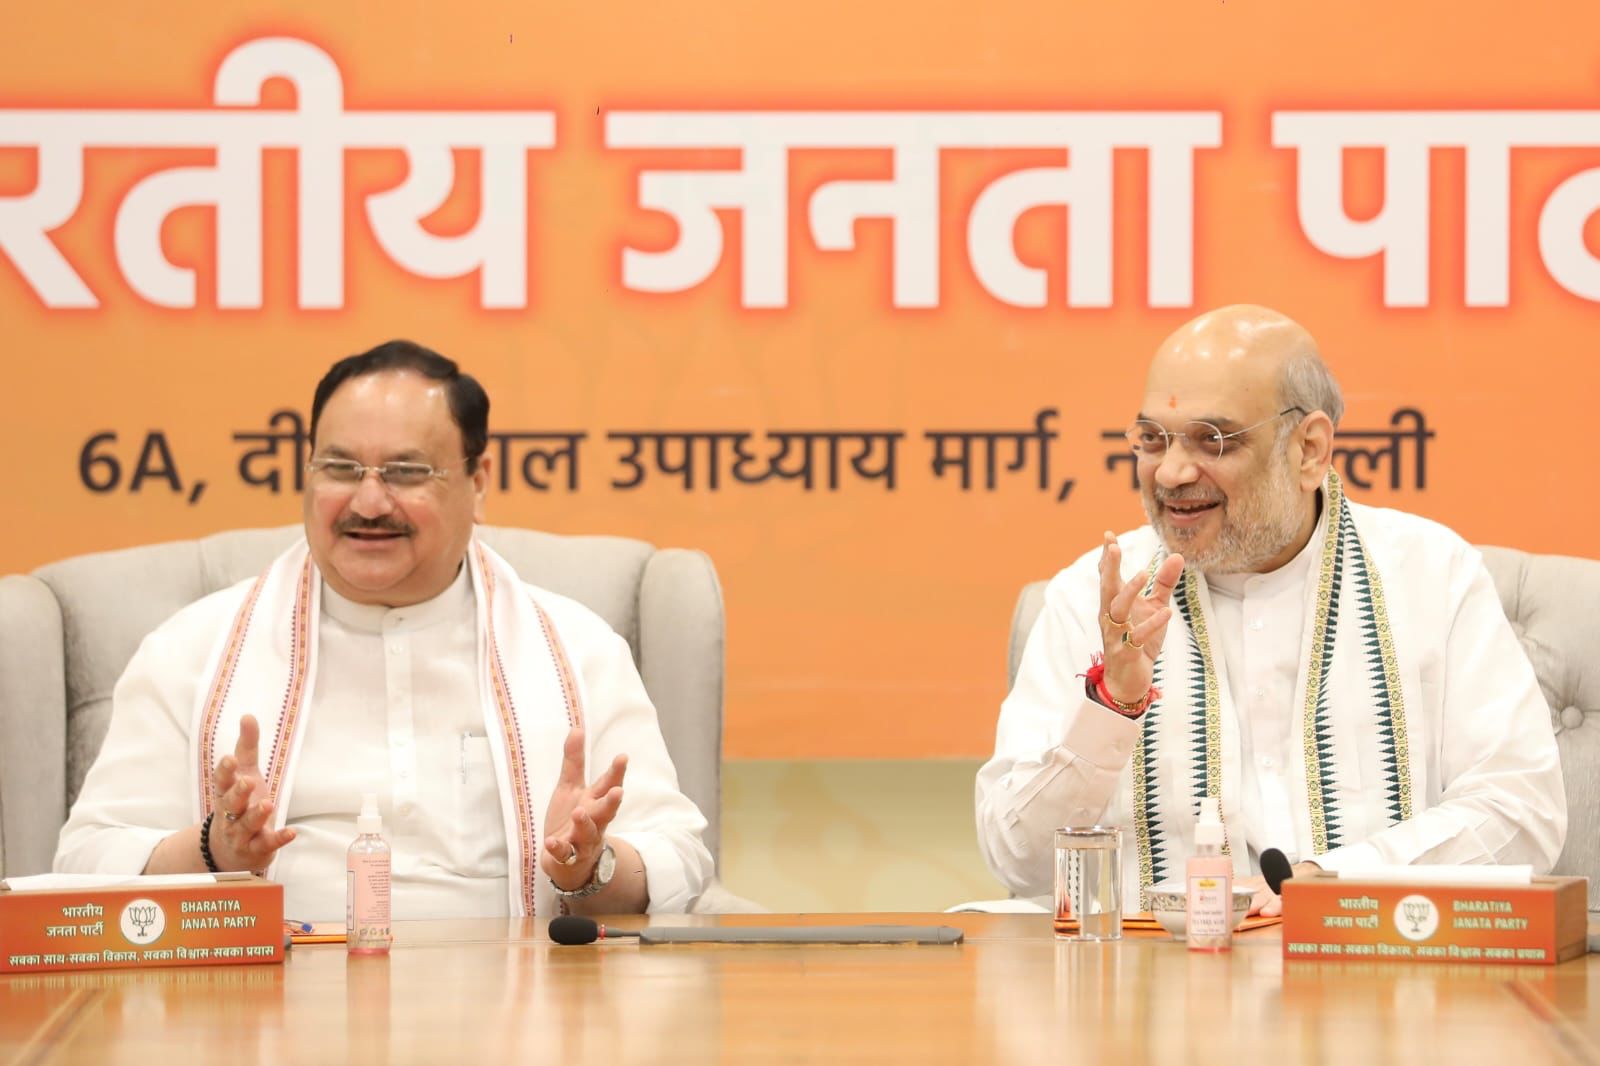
xmin=554 ymin=842 xmax=616 ymax=899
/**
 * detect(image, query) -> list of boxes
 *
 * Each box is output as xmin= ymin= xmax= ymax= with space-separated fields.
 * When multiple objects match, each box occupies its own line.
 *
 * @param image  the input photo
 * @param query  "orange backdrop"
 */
xmin=4 ymin=0 xmax=1598 ymax=759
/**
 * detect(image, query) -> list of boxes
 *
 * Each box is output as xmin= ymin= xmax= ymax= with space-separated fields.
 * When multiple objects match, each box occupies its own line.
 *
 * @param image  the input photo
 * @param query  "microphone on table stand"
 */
xmin=549 ymin=917 xmax=640 ymax=944
xmin=1261 ymin=848 xmax=1295 ymax=895
xmin=547 ymin=916 xmax=963 ymax=946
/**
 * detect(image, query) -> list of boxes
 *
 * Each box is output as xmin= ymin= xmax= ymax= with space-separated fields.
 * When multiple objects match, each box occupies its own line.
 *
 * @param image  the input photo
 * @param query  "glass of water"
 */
xmin=1053 ymin=826 xmax=1123 ymax=941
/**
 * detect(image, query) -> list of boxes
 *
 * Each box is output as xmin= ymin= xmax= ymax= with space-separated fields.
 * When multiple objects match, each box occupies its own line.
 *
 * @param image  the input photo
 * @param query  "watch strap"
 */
xmin=553 ymin=842 xmax=615 ymax=899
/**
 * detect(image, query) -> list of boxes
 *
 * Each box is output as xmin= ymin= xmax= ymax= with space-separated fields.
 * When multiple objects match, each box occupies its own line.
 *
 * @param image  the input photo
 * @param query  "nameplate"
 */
xmin=0 ymin=876 xmax=284 ymax=973
xmin=1280 ymin=873 xmax=1588 ymax=966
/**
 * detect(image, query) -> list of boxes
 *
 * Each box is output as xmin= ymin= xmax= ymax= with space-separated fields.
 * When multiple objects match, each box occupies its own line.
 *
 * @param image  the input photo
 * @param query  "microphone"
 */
xmin=1261 ymin=848 xmax=1295 ymax=895
xmin=549 ymin=916 xmax=640 ymax=945
xmin=546 ymin=917 xmax=963 ymax=946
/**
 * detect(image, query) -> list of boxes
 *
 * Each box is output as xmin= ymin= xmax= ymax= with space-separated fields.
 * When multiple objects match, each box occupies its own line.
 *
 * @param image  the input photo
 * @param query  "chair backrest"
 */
xmin=0 ymin=525 xmax=725 ymax=876
xmin=1006 ymin=545 xmax=1600 ymax=908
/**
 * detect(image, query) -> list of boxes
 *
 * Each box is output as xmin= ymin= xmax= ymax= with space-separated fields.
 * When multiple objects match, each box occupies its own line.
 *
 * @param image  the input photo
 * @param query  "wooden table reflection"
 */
xmin=2 ymin=914 xmax=1595 ymax=1064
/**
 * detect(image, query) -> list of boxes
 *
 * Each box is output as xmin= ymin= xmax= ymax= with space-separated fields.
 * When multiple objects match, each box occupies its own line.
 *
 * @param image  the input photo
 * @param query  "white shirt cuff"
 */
xmin=1061 ymin=695 xmax=1142 ymax=770
xmin=610 ymin=830 xmax=696 ymax=914
xmin=56 ymin=826 xmax=169 ymax=875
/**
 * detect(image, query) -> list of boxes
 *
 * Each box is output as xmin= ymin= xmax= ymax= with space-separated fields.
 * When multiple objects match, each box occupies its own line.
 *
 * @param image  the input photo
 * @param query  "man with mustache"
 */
xmin=976 ymin=306 xmax=1566 ymax=915
xmin=56 ymin=341 xmax=712 ymax=920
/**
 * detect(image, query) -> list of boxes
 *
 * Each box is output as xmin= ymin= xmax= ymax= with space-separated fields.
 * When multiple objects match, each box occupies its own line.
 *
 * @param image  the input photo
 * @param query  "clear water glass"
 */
xmin=1053 ymin=826 xmax=1123 ymax=941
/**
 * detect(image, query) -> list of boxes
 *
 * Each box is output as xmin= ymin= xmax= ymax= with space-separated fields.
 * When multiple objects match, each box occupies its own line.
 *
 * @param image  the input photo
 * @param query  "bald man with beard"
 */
xmin=976 ymin=306 xmax=1566 ymax=916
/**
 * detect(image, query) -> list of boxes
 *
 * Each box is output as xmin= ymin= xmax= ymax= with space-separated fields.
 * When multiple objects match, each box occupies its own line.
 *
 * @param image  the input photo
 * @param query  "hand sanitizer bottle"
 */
xmin=1186 ymin=797 xmax=1232 ymax=952
xmin=347 ymin=793 xmax=391 ymax=955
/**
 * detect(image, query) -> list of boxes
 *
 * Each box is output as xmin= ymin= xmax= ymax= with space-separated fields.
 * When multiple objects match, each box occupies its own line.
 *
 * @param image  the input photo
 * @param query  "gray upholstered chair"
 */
xmin=0 ymin=524 xmax=759 ymax=912
xmin=1006 ymin=545 xmax=1600 ymax=909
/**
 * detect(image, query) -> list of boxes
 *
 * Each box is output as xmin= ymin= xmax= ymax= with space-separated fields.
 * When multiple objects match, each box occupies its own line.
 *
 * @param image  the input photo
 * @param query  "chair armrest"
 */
xmin=0 ymin=574 xmax=67 ymax=877
xmin=638 ymin=548 xmax=725 ymax=864
xmin=1007 ymin=581 xmax=1049 ymax=692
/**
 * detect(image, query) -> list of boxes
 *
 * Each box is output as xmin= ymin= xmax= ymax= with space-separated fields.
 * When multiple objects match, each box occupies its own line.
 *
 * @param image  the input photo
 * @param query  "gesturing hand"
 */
xmin=208 ymin=714 xmax=296 ymax=871
xmin=540 ymin=727 xmax=627 ymax=891
xmin=1098 ymin=532 xmax=1185 ymax=705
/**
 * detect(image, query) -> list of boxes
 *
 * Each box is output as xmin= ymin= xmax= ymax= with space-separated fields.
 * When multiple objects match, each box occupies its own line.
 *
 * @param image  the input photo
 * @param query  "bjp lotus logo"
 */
xmin=119 ymin=898 xmax=166 ymax=945
xmin=1393 ymin=894 xmax=1439 ymax=942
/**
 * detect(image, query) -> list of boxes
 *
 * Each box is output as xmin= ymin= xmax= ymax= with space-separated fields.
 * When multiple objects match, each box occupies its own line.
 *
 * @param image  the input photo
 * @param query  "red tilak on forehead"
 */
xmin=1167 ymin=395 xmax=1178 ymax=408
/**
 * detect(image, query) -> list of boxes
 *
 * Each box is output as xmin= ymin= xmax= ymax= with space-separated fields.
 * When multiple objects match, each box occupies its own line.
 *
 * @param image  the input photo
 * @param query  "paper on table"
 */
xmin=1338 ymin=865 xmax=1533 ymax=886
xmin=940 ymin=898 xmax=1283 ymax=935
xmin=0 ymin=872 xmax=247 ymax=892
xmin=1060 ymin=913 xmax=1282 ymax=929
xmin=288 ymin=921 xmax=347 ymax=945
xmin=943 ymin=898 xmax=1050 ymax=914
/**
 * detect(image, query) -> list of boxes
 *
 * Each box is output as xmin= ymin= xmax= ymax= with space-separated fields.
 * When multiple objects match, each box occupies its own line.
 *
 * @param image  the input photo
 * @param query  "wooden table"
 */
xmin=3 ymin=913 xmax=1596 ymax=1064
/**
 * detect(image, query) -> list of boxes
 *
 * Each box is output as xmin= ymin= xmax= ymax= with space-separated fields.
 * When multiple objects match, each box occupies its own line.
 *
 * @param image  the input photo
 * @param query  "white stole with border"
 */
xmin=188 ymin=537 xmax=585 ymax=917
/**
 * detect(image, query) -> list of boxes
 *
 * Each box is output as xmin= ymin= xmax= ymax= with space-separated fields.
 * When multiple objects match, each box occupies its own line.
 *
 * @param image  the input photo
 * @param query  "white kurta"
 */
xmin=976 ymin=499 xmax=1567 ymax=906
xmin=56 ymin=565 xmax=712 ymax=920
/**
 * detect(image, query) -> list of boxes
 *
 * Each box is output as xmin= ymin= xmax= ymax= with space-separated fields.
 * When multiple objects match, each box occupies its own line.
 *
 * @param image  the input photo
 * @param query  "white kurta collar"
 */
xmin=319 ymin=561 xmax=472 ymax=634
xmin=1204 ymin=490 xmax=1326 ymax=602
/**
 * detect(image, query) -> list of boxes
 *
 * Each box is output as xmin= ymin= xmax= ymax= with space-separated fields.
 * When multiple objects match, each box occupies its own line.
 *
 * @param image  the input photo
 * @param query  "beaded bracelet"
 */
xmin=198 ymin=810 xmax=221 ymax=873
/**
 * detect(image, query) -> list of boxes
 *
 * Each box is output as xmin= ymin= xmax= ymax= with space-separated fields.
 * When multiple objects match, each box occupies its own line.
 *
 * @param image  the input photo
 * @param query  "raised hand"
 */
xmin=1097 ymin=532 xmax=1185 ymax=705
xmin=540 ymin=727 xmax=627 ymax=891
xmin=208 ymin=714 xmax=296 ymax=871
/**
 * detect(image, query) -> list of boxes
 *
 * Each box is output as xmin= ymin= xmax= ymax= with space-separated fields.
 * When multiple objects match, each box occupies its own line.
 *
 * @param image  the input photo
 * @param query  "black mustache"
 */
xmin=337 ymin=519 xmax=414 ymax=536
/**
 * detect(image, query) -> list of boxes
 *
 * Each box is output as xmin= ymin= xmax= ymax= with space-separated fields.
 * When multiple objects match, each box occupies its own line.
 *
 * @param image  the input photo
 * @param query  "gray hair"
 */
xmin=1278 ymin=348 xmax=1344 ymax=430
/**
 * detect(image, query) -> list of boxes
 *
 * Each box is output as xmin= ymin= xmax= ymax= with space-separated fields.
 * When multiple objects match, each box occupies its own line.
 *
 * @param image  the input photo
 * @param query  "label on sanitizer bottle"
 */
xmin=1188 ymin=875 xmax=1230 ymax=938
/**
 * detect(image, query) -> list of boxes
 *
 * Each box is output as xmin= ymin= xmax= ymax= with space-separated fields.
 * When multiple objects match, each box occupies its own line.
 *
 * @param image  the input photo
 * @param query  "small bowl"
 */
xmin=1147 ymin=881 xmax=1253 ymax=939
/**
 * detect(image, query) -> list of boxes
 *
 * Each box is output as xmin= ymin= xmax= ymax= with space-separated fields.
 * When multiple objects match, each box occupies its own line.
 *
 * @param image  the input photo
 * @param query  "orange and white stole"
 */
xmin=188 ymin=537 xmax=584 ymax=917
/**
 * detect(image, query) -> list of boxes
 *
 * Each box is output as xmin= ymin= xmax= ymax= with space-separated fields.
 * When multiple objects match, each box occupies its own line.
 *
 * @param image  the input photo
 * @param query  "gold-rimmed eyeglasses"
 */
xmin=1125 ymin=407 xmax=1305 ymax=462
xmin=305 ymin=457 xmax=467 ymax=491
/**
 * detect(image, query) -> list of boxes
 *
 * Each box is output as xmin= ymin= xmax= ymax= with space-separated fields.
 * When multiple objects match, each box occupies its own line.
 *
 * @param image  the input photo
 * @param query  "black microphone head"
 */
xmin=549 ymin=916 xmax=600 ymax=945
xmin=1261 ymin=848 xmax=1294 ymax=895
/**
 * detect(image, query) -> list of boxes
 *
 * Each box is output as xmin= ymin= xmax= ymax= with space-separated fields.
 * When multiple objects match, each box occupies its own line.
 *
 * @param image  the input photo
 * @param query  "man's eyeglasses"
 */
xmin=1125 ymin=407 xmax=1305 ymax=462
xmin=305 ymin=457 xmax=466 ymax=490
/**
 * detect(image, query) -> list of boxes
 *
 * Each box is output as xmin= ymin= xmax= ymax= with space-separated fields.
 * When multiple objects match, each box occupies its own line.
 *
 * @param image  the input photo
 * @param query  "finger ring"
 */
xmin=560 ymin=843 xmax=579 ymax=866
xmin=223 ymin=811 xmax=240 ymax=822
xmin=1103 ymin=611 xmax=1130 ymax=630
xmin=1122 ymin=632 xmax=1145 ymax=650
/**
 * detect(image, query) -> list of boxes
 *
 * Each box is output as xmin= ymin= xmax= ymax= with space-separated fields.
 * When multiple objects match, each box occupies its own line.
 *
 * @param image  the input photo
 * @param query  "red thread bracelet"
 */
xmin=1079 ymin=653 xmax=1159 ymax=716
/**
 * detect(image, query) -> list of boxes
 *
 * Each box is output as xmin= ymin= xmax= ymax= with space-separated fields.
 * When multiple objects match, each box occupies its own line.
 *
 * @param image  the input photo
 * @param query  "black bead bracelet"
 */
xmin=198 ymin=810 xmax=221 ymax=873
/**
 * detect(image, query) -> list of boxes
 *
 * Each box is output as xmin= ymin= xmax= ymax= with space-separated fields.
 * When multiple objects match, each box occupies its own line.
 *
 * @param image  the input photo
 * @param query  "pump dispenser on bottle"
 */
xmin=1186 ymin=797 xmax=1231 ymax=952
xmin=347 ymin=793 xmax=392 ymax=955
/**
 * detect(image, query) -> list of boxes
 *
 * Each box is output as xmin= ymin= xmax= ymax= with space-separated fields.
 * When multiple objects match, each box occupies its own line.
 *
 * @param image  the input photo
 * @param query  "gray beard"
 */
xmin=1141 ymin=463 xmax=1304 ymax=576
